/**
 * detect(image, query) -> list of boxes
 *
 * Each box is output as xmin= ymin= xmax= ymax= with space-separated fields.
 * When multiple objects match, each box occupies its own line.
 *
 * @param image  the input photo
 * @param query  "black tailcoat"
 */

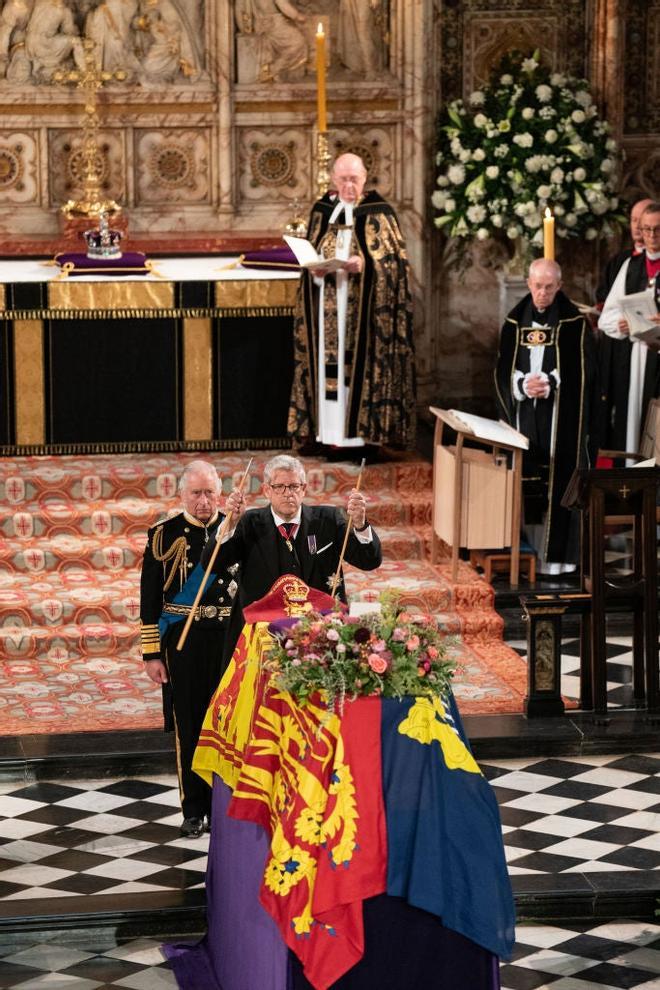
xmin=204 ymin=503 xmax=382 ymax=665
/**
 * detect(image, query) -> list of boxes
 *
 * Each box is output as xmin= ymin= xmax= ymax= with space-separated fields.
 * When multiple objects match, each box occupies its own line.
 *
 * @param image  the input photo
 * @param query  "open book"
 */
xmin=430 ymin=407 xmax=529 ymax=450
xmin=283 ymin=235 xmax=346 ymax=272
xmin=619 ymin=288 xmax=660 ymax=344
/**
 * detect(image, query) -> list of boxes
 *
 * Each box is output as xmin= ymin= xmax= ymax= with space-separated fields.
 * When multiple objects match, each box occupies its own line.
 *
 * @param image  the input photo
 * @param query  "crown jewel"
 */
xmin=83 ymin=211 xmax=123 ymax=259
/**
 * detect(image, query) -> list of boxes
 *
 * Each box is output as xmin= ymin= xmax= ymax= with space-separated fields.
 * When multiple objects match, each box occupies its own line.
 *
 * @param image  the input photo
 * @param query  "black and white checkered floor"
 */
xmin=2 ymin=750 xmax=660 ymax=987
xmin=1 ymin=920 xmax=660 ymax=989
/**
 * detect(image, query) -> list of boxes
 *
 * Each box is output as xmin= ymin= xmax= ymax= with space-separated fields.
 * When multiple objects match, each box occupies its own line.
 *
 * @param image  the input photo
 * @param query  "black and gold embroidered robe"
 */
xmin=287 ymin=190 xmax=416 ymax=448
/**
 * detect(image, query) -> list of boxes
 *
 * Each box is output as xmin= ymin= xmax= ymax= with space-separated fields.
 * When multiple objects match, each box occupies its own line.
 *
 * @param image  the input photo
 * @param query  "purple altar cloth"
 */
xmin=239 ymin=246 xmax=300 ymax=271
xmin=163 ymin=779 xmax=289 ymax=990
xmin=54 ymin=252 xmax=149 ymax=276
xmin=165 ymin=779 xmax=501 ymax=990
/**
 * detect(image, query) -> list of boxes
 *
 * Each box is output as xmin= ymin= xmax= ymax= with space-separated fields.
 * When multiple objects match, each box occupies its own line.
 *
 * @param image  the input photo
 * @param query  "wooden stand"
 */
xmin=430 ymin=407 xmax=526 ymax=586
xmin=563 ymin=466 xmax=660 ymax=720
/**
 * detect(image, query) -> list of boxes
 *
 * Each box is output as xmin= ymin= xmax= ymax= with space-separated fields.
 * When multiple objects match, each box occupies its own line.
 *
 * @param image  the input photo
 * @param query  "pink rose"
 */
xmin=368 ymin=653 xmax=388 ymax=674
xmin=427 ymin=645 xmax=439 ymax=659
xmin=372 ymin=638 xmax=387 ymax=652
xmin=392 ymin=627 xmax=406 ymax=641
xmin=326 ymin=628 xmax=340 ymax=641
xmin=406 ymin=635 xmax=420 ymax=651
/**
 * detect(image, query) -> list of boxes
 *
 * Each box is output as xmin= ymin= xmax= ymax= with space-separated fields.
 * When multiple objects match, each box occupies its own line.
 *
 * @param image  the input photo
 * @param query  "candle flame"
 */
xmin=544 ymin=207 xmax=552 ymax=219
xmin=316 ymin=21 xmax=324 ymax=35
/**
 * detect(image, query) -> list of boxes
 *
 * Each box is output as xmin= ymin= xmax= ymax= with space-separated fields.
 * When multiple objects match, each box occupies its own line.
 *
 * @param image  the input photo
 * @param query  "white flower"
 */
xmin=500 ymin=74 xmax=513 ymax=85
xmin=506 ymin=225 xmax=521 ymax=239
xmin=444 ymin=198 xmax=456 ymax=212
xmin=497 ymin=120 xmax=511 ymax=133
xmin=486 ymin=165 xmax=499 ymax=179
xmin=467 ymin=204 xmax=487 ymax=223
xmin=550 ymin=72 xmax=566 ymax=86
xmin=575 ymin=90 xmax=592 ymax=108
xmin=494 ymin=144 xmax=509 ymax=158
xmin=553 ymin=204 xmax=565 ymax=216
xmin=525 ymin=156 xmax=544 ymax=173
xmin=521 ymin=107 xmax=535 ymax=120
xmin=573 ymin=167 xmax=586 ymax=181
xmin=523 ymin=212 xmax=541 ymax=229
xmin=539 ymin=106 xmax=556 ymax=119
xmin=459 ymin=149 xmax=472 ymax=162
xmin=513 ymin=132 xmax=534 ymax=148
xmin=571 ymin=109 xmax=586 ymax=124
xmin=491 ymin=214 xmax=504 ymax=228
xmin=550 ymin=167 xmax=565 ymax=184
xmin=437 ymin=175 xmax=449 ymax=187
xmin=447 ymin=164 xmax=465 ymax=184
xmin=450 ymin=137 xmax=463 ymax=155
xmin=473 ymin=148 xmax=486 ymax=161
xmin=537 ymin=184 xmax=552 ymax=199
xmin=545 ymin=129 xmax=558 ymax=143
xmin=432 ymin=190 xmax=447 ymax=209
xmin=474 ymin=113 xmax=488 ymax=128
xmin=536 ymin=84 xmax=553 ymax=102
xmin=606 ymin=138 xmax=617 ymax=151
xmin=585 ymin=228 xmax=597 ymax=240
xmin=600 ymin=158 xmax=614 ymax=173
xmin=564 ymin=212 xmax=577 ymax=227
xmin=522 ymin=58 xmax=538 ymax=72
xmin=469 ymin=90 xmax=485 ymax=105
xmin=476 ymin=227 xmax=490 ymax=240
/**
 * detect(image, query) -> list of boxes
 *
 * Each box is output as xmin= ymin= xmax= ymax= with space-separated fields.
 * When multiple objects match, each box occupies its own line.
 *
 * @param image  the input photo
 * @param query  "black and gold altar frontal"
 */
xmin=0 ymin=276 xmax=297 ymax=454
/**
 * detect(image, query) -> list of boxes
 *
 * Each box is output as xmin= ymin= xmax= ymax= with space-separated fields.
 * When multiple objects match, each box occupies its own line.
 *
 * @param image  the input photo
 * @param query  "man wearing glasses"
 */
xmin=599 ymin=200 xmax=660 ymax=454
xmin=204 ymin=453 xmax=382 ymax=668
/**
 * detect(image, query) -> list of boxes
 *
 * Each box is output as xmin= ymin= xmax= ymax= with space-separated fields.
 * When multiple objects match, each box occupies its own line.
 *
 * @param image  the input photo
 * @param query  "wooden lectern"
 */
xmin=563 ymin=466 xmax=660 ymax=719
xmin=429 ymin=407 xmax=527 ymax=585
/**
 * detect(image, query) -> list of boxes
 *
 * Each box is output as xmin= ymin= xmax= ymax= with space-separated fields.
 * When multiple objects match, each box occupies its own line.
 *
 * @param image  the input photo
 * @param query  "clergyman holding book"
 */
xmin=287 ymin=153 xmax=416 ymax=454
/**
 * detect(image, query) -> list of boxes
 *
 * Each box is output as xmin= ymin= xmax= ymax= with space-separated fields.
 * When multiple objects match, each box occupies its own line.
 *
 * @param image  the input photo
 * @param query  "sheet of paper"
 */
xmin=283 ymin=235 xmax=345 ymax=271
xmin=619 ymin=288 xmax=660 ymax=342
xmin=448 ymin=409 xmax=529 ymax=450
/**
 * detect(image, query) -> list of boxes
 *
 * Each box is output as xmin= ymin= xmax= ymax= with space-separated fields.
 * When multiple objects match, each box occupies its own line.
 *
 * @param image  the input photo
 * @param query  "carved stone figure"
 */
xmin=25 ymin=0 xmax=85 ymax=81
xmin=85 ymin=0 xmax=139 ymax=75
xmin=337 ymin=0 xmax=384 ymax=76
xmin=235 ymin=0 xmax=307 ymax=84
xmin=0 ymin=0 xmax=33 ymax=82
xmin=137 ymin=0 xmax=201 ymax=84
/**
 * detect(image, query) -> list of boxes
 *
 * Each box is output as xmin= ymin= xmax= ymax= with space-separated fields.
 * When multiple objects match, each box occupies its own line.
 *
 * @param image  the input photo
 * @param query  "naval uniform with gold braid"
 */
xmin=140 ymin=510 xmax=237 ymax=823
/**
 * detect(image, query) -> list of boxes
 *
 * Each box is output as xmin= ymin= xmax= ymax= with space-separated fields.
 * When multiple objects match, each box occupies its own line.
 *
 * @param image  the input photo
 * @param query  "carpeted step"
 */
xmin=0 ymin=533 xmax=146 ymax=573
xmin=0 ymin=453 xmax=432 ymax=502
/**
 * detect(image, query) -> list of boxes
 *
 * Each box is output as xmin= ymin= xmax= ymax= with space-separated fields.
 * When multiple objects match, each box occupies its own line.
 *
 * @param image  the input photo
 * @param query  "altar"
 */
xmin=0 ymin=258 xmax=299 ymax=453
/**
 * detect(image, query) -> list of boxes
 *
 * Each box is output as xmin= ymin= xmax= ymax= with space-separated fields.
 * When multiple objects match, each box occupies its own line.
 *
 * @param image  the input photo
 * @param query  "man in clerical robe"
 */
xmin=598 ymin=201 xmax=660 ymax=455
xmin=595 ymin=198 xmax=652 ymax=307
xmin=495 ymin=258 xmax=596 ymax=574
xmin=288 ymin=153 xmax=416 ymax=451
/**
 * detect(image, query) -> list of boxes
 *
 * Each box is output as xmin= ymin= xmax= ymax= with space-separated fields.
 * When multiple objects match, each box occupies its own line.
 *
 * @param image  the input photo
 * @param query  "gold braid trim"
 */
xmin=152 ymin=526 xmax=188 ymax=592
xmin=0 ymin=306 xmax=294 ymax=320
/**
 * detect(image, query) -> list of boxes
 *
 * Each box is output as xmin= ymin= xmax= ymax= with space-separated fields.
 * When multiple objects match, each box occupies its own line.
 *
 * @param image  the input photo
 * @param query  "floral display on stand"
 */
xmin=265 ymin=593 xmax=458 ymax=713
xmin=433 ymin=49 xmax=626 ymax=269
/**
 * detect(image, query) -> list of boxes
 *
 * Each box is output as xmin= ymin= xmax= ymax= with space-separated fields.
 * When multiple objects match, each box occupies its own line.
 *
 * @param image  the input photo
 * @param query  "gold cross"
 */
xmin=54 ymin=40 xmax=125 ymax=219
xmin=619 ymin=483 xmax=630 ymax=499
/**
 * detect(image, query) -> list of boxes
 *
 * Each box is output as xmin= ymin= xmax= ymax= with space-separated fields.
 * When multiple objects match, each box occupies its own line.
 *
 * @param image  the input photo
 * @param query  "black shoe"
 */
xmin=180 ymin=816 xmax=205 ymax=838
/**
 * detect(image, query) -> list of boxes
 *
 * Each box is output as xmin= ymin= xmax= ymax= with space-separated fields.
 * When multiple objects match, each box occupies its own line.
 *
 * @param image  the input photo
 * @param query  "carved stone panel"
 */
xmin=0 ymin=130 xmax=39 ymax=203
xmin=237 ymin=128 xmax=308 ymax=203
xmin=48 ymin=127 xmax=125 ymax=208
xmin=0 ymin=0 xmax=206 ymax=89
xmin=624 ymin=0 xmax=660 ymax=134
xmin=134 ymin=127 xmax=211 ymax=204
xmin=463 ymin=14 xmax=559 ymax=95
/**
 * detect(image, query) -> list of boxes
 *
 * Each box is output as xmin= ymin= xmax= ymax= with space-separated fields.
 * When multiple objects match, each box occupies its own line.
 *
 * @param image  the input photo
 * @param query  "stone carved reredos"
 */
xmin=0 ymin=0 xmax=205 ymax=86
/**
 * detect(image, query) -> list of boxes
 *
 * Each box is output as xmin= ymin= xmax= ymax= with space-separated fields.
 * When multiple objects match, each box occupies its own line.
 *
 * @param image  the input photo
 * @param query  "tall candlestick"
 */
xmin=543 ymin=207 xmax=555 ymax=260
xmin=316 ymin=22 xmax=327 ymax=132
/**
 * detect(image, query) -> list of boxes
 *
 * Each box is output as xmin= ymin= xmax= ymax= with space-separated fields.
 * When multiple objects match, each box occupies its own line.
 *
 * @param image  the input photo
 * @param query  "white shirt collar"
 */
xmin=271 ymin=507 xmax=302 ymax=528
xmin=329 ymin=197 xmax=354 ymax=225
xmin=645 ymin=249 xmax=660 ymax=261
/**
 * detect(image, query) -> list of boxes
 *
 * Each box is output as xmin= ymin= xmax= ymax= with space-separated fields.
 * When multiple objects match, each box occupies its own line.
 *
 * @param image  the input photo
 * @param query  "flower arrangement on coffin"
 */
xmin=433 ymin=49 xmax=626 ymax=270
xmin=265 ymin=593 xmax=458 ymax=713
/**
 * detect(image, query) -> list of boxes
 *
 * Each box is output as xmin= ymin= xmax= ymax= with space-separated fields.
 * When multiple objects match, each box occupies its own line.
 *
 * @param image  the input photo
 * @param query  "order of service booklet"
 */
xmin=283 ymin=235 xmax=346 ymax=272
xmin=619 ymin=288 xmax=660 ymax=344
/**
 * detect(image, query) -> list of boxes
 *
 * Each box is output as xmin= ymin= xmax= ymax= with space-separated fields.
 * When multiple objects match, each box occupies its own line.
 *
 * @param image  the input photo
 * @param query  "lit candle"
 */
xmin=316 ymin=22 xmax=327 ymax=133
xmin=543 ymin=207 xmax=555 ymax=260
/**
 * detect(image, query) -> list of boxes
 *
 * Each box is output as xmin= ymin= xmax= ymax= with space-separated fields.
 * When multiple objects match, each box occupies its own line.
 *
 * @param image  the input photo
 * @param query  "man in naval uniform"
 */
xmin=495 ymin=258 xmax=596 ymax=574
xmin=288 ymin=152 xmax=416 ymax=452
xmin=140 ymin=460 xmax=238 ymax=837
xmin=204 ymin=453 xmax=382 ymax=667
xmin=598 ymin=200 xmax=660 ymax=455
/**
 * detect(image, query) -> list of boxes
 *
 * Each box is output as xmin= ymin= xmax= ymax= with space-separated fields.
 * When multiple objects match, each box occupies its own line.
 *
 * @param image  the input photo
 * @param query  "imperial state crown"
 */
xmin=83 ymin=211 xmax=123 ymax=259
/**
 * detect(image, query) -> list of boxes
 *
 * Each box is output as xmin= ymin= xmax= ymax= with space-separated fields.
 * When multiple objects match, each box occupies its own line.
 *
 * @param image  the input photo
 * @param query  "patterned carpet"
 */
xmin=0 ymin=451 xmax=527 ymax=734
